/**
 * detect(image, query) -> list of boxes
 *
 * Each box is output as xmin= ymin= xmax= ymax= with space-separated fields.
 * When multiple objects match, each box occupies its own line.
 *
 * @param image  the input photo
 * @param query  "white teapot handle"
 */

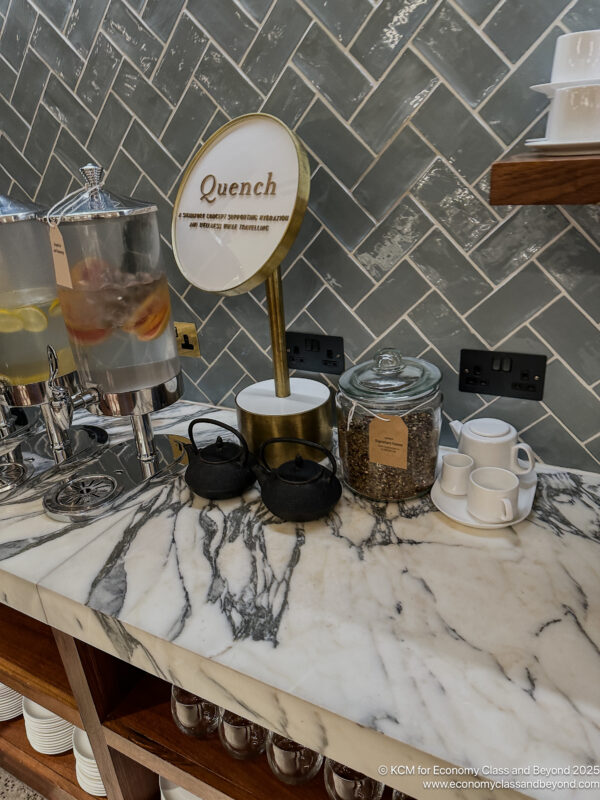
xmin=510 ymin=443 xmax=534 ymax=475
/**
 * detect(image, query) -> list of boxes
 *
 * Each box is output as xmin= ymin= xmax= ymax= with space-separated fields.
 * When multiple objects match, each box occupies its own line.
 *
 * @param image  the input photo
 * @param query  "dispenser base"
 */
xmin=0 ymin=462 xmax=31 ymax=496
xmin=0 ymin=407 xmax=41 ymax=456
xmin=0 ymin=425 xmax=109 ymax=503
xmin=236 ymin=378 xmax=332 ymax=466
xmin=43 ymin=434 xmax=186 ymax=522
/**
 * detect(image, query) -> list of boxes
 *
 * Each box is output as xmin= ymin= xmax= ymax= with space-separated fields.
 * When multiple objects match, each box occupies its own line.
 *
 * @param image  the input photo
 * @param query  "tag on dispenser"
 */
xmin=49 ymin=226 xmax=72 ymax=288
xmin=369 ymin=415 xmax=408 ymax=469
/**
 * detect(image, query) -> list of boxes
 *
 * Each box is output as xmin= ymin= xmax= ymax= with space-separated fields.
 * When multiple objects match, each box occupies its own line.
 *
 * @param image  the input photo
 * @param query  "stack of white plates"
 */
xmin=22 ymin=697 xmax=73 ymax=754
xmin=0 ymin=682 xmax=22 ymax=721
xmin=160 ymin=775 xmax=203 ymax=800
xmin=73 ymin=728 xmax=106 ymax=797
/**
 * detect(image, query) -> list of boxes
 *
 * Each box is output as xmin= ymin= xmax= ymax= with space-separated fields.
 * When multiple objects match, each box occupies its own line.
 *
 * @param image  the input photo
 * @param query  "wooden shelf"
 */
xmin=490 ymin=152 xmax=600 ymax=205
xmin=0 ymin=715 xmax=89 ymax=800
xmin=103 ymin=674 xmax=340 ymax=800
xmin=0 ymin=605 xmax=81 ymax=728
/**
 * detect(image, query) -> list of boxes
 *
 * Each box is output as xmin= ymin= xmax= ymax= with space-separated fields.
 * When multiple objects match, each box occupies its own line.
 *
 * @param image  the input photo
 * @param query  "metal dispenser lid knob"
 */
xmin=80 ymin=164 xmax=104 ymax=193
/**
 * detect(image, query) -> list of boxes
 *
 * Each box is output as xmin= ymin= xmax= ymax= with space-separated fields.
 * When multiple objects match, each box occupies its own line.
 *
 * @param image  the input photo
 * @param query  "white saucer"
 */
xmin=430 ymin=474 xmax=537 ymax=530
xmin=531 ymin=79 xmax=600 ymax=96
xmin=524 ymin=137 xmax=600 ymax=154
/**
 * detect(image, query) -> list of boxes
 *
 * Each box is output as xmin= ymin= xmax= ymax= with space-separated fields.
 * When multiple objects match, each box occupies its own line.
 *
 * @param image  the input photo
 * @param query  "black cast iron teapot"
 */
xmin=253 ymin=438 xmax=342 ymax=522
xmin=185 ymin=419 xmax=255 ymax=500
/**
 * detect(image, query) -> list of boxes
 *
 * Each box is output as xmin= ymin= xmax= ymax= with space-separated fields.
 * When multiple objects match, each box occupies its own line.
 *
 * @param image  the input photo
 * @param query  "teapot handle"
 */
xmin=259 ymin=438 xmax=337 ymax=479
xmin=187 ymin=418 xmax=249 ymax=463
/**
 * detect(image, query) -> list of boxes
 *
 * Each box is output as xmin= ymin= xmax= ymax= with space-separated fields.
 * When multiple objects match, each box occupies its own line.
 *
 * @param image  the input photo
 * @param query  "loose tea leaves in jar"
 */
xmin=336 ymin=349 xmax=442 ymax=502
xmin=338 ymin=407 xmax=439 ymax=501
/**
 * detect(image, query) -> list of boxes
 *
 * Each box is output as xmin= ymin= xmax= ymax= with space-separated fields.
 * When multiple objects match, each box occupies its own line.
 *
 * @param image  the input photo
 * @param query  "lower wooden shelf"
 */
xmin=0 ymin=715 xmax=89 ymax=800
xmin=0 ymin=605 xmax=81 ymax=728
xmin=490 ymin=152 xmax=600 ymax=204
xmin=103 ymin=674 xmax=334 ymax=800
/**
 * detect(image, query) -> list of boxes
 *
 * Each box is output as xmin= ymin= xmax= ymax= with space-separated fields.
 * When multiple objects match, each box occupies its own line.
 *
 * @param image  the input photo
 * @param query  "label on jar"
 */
xmin=49 ymin=225 xmax=72 ymax=288
xmin=369 ymin=414 xmax=408 ymax=469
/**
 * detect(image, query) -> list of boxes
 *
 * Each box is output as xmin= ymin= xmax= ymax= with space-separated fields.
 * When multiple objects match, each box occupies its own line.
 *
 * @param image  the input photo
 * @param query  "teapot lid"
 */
xmin=48 ymin=164 xmax=157 ymax=222
xmin=277 ymin=455 xmax=322 ymax=484
xmin=339 ymin=347 xmax=441 ymax=403
xmin=468 ymin=418 xmax=511 ymax=438
xmin=199 ymin=436 xmax=243 ymax=464
xmin=0 ymin=194 xmax=44 ymax=223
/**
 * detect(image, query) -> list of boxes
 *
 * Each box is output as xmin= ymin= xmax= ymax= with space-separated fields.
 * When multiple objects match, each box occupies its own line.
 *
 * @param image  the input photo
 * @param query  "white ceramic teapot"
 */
xmin=449 ymin=418 xmax=535 ymax=476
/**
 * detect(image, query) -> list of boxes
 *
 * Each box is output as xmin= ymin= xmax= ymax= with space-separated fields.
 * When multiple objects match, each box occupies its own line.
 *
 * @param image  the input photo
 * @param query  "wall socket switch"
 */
xmin=174 ymin=322 xmax=201 ymax=358
xmin=286 ymin=331 xmax=345 ymax=375
xmin=459 ymin=349 xmax=547 ymax=401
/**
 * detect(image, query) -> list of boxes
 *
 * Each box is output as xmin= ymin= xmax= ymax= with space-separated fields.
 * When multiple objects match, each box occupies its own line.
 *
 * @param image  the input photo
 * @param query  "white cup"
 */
xmin=440 ymin=453 xmax=473 ymax=496
xmin=551 ymin=30 xmax=600 ymax=84
xmin=467 ymin=467 xmax=519 ymax=524
xmin=546 ymin=83 xmax=600 ymax=142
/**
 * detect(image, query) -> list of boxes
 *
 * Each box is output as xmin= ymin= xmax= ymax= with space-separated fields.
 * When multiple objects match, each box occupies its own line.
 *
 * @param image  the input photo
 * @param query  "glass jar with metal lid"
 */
xmin=336 ymin=348 xmax=442 ymax=501
xmin=0 ymin=195 xmax=75 ymax=388
xmin=47 ymin=165 xmax=180 ymax=404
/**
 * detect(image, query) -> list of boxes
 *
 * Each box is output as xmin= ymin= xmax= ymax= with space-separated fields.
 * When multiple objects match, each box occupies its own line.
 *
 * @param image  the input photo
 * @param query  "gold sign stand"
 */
xmin=172 ymin=114 xmax=332 ymax=465
xmin=266 ymin=267 xmax=290 ymax=398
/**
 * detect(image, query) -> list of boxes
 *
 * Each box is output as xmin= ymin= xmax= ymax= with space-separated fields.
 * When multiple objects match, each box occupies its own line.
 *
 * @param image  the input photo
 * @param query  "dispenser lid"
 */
xmin=0 ymin=194 xmax=44 ymax=223
xmin=48 ymin=165 xmax=157 ymax=222
xmin=339 ymin=348 xmax=441 ymax=403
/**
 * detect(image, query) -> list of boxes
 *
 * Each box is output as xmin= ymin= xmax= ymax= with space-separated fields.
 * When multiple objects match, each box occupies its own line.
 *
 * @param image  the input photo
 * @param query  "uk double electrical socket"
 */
xmin=459 ymin=349 xmax=546 ymax=401
xmin=286 ymin=331 xmax=345 ymax=375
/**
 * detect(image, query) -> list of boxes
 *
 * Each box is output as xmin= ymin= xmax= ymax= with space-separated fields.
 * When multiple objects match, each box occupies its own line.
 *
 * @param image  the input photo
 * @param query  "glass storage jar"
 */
xmin=336 ymin=348 xmax=442 ymax=502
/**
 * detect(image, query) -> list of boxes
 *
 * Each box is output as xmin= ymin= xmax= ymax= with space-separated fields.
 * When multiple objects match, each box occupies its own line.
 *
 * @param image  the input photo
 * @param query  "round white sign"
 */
xmin=172 ymin=114 xmax=309 ymax=295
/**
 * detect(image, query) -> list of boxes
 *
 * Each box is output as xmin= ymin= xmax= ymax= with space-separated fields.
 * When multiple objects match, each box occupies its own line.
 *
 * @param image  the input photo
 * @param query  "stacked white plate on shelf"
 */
xmin=73 ymin=728 xmax=106 ymax=797
xmin=22 ymin=697 xmax=73 ymax=755
xmin=527 ymin=29 xmax=600 ymax=153
xmin=0 ymin=682 xmax=22 ymax=721
xmin=159 ymin=775 xmax=203 ymax=800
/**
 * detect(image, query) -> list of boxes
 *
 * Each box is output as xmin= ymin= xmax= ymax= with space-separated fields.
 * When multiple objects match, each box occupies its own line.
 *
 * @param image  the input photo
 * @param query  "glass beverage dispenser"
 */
xmin=0 ymin=194 xmax=106 ymax=499
xmin=52 ymin=166 xmax=180 ymax=404
xmin=0 ymin=196 xmax=75 ymax=388
xmin=42 ymin=165 xmax=183 ymax=519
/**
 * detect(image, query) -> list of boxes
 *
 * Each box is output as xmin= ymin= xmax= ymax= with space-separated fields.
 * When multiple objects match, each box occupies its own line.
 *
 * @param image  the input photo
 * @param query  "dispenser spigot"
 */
xmin=47 ymin=345 xmax=74 ymax=433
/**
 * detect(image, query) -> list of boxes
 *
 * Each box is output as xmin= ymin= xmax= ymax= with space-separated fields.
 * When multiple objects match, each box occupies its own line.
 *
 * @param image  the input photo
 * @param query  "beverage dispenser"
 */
xmin=0 ymin=194 xmax=106 ymax=499
xmin=42 ymin=166 xmax=183 ymax=520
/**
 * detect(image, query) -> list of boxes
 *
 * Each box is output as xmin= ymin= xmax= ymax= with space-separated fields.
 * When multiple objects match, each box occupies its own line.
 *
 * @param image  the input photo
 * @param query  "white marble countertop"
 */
xmin=0 ymin=400 xmax=599 ymax=800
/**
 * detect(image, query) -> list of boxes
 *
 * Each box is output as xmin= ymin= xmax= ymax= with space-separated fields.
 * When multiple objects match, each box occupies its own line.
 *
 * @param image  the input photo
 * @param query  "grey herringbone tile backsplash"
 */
xmin=1 ymin=0 xmax=599 ymax=470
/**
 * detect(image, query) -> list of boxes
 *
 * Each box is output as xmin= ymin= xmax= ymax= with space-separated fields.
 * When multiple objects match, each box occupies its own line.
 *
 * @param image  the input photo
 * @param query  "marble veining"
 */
xmin=0 ymin=400 xmax=599 ymax=800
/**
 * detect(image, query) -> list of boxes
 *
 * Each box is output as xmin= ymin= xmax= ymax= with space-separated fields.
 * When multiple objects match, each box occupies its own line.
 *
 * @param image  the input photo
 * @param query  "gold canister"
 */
xmin=236 ymin=378 xmax=332 ymax=466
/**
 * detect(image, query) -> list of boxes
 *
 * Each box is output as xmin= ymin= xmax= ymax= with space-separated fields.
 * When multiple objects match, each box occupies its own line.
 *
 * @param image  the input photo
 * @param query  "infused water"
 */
xmin=0 ymin=288 xmax=75 ymax=386
xmin=58 ymin=270 xmax=178 ymax=395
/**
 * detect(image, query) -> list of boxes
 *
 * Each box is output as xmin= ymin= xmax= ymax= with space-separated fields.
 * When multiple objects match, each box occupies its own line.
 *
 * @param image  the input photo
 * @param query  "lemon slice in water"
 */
xmin=49 ymin=299 xmax=63 ymax=317
xmin=0 ymin=311 xmax=24 ymax=333
xmin=16 ymin=306 xmax=48 ymax=332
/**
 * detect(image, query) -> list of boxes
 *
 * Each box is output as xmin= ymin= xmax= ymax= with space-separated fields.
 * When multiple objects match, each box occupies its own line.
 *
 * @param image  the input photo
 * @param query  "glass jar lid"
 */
xmin=339 ymin=348 xmax=441 ymax=404
xmin=48 ymin=164 xmax=157 ymax=222
xmin=0 ymin=194 xmax=44 ymax=223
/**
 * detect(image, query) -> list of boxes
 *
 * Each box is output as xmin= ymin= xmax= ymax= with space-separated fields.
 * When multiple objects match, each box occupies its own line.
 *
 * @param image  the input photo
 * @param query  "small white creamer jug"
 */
xmin=449 ymin=417 xmax=535 ymax=476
